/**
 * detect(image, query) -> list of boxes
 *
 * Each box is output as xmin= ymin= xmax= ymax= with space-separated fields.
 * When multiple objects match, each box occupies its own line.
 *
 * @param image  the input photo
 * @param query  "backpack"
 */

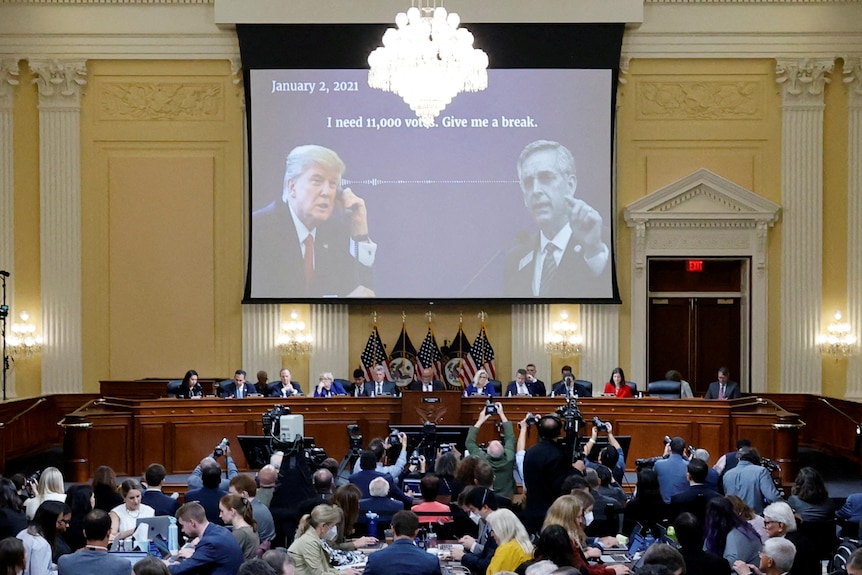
xmin=831 ymin=536 xmax=861 ymax=572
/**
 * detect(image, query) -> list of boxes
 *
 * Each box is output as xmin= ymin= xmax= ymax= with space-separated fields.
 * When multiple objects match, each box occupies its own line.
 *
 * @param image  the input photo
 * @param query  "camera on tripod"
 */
xmin=484 ymin=399 xmax=497 ymax=416
xmin=213 ymin=438 xmax=229 ymax=457
xmin=592 ymin=416 xmax=610 ymax=432
xmin=555 ymin=397 xmax=584 ymax=436
xmin=347 ymin=424 xmax=363 ymax=453
xmin=262 ymin=404 xmax=290 ymax=437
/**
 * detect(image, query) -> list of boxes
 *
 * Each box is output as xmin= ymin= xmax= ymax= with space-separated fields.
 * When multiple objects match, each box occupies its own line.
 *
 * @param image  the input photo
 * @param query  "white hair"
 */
xmin=763 ymin=537 xmax=796 ymax=571
xmin=369 ymin=477 xmax=390 ymax=497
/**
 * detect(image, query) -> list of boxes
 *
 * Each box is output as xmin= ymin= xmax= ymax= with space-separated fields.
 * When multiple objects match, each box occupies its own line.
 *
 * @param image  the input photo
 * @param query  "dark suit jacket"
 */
xmin=168 ymin=522 xmax=244 ymax=575
xmin=680 ymin=547 xmax=730 ymax=575
xmin=349 ymin=382 xmax=375 ymax=397
xmin=505 ymin=380 xmax=542 ymax=397
xmin=460 ymin=520 xmax=499 ymax=575
xmin=184 ymin=486 xmax=227 ymax=525
xmin=142 ymin=489 xmax=180 ymax=517
xmin=251 ymin=200 xmax=373 ymax=298
xmin=523 ymin=439 xmax=577 ymax=532
xmin=670 ymin=484 xmax=722 ymax=523
xmin=363 ymin=538 xmax=441 ymax=575
xmin=348 ymin=469 xmax=412 ymax=508
xmin=552 ymin=381 xmax=591 ymax=398
xmin=406 ymin=379 xmax=445 ymax=392
xmin=218 ymin=381 xmax=257 ymax=398
xmin=704 ymin=380 xmax=741 ymax=399
xmin=358 ymin=496 xmax=404 ymax=526
xmin=267 ymin=381 xmax=304 ymax=397
xmin=369 ymin=380 xmax=398 ymax=396
xmin=502 ymin=232 xmax=610 ymax=298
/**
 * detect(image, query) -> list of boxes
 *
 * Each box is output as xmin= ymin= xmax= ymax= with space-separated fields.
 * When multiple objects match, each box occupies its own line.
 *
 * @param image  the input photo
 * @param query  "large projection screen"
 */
xmin=239 ymin=24 xmax=623 ymax=304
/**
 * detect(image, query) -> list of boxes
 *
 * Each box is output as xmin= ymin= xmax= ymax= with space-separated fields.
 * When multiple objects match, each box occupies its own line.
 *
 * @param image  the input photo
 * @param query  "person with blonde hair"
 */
xmin=486 ymin=508 xmax=534 ymax=574
xmin=287 ymin=505 xmax=360 ymax=575
xmin=23 ymin=467 xmax=66 ymax=520
xmin=463 ymin=369 xmax=497 ymax=397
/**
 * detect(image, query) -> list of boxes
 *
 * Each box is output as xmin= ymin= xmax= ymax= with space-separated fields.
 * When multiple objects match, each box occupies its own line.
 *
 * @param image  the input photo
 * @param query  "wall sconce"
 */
xmin=6 ymin=311 xmax=43 ymax=360
xmin=817 ymin=310 xmax=858 ymax=359
xmin=545 ymin=311 xmax=583 ymax=357
xmin=276 ymin=311 xmax=312 ymax=357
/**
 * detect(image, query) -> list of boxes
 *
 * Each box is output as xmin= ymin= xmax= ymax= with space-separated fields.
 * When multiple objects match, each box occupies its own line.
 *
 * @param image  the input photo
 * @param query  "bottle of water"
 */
xmin=644 ymin=532 xmax=656 ymax=548
xmin=366 ymin=511 xmax=378 ymax=539
xmin=168 ymin=516 xmax=179 ymax=554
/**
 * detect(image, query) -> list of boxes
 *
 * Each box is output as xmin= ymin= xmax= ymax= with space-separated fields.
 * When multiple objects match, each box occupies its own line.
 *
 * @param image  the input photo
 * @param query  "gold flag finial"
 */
xmin=402 ymin=311 xmax=407 ymax=324
xmin=426 ymin=311 xmax=434 ymax=324
xmin=371 ymin=311 xmax=378 ymax=324
xmin=478 ymin=310 xmax=487 ymax=323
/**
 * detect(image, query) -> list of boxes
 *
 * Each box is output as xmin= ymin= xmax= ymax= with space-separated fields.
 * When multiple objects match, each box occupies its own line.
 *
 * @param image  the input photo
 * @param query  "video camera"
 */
xmin=262 ymin=404 xmax=290 ymax=437
xmin=213 ymin=438 xmax=229 ymax=458
xmin=347 ymin=424 xmax=363 ymax=453
xmin=555 ymin=397 xmax=584 ymax=436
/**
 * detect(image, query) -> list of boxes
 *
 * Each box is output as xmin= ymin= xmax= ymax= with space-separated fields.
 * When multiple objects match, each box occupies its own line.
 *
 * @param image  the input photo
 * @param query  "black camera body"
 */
xmin=592 ymin=416 xmax=609 ymax=432
xmin=213 ymin=437 xmax=229 ymax=457
xmin=524 ymin=412 xmax=540 ymax=426
xmin=262 ymin=404 xmax=290 ymax=437
xmin=439 ymin=443 xmax=453 ymax=454
xmin=27 ymin=469 xmax=41 ymax=484
xmin=389 ymin=428 xmax=401 ymax=446
xmin=556 ymin=398 xmax=583 ymax=435
xmin=409 ymin=450 xmax=421 ymax=467
xmin=484 ymin=399 xmax=497 ymax=416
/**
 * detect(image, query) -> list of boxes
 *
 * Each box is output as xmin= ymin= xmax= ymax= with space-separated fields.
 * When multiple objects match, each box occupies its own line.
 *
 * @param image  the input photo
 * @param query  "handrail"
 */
xmin=0 ymin=397 xmax=47 ymax=429
xmin=56 ymin=417 xmax=92 ymax=429
xmin=92 ymin=398 xmax=134 ymax=410
xmin=817 ymin=396 xmax=861 ymax=427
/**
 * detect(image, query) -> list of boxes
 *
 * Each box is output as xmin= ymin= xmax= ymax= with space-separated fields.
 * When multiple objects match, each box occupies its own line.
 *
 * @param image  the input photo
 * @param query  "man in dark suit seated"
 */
xmin=219 ymin=369 xmax=258 ymax=398
xmin=505 ymin=368 xmax=542 ymax=397
xmin=362 ymin=510 xmax=441 ymax=575
xmin=704 ymin=367 xmax=741 ymax=399
xmin=370 ymin=365 xmax=397 ymax=396
xmin=407 ymin=367 xmax=445 ymax=392
xmin=450 ymin=487 xmax=500 ymax=575
xmin=267 ymin=368 xmax=304 ymax=397
xmin=297 ymin=468 xmax=335 ymax=519
xmin=525 ymin=363 xmax=547 ymax=396
xmin=142 ymin=463 xmax=179 ymax=517
xmin=358 ymin=477 xmax=405 ymax=529
xmin=348 ymin=451 xmax=413 ymax=508
xmin=672 ymin=512 xmax=729 ymax=575
xmin=552 ymin=366 xmax=591 ymax=398
xmin=348 ymin=368 xmax=374 ymax=397
xmin=167 ymin=502 xmax=244 ymax=575
xmin=670 ymin=458 xmax=721 ymax=525
xmin=184 ymin=466 xmax=227 ymax=525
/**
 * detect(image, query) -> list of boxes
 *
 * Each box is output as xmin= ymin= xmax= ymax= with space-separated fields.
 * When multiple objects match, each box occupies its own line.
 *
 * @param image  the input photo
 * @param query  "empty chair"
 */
xmin=166 ymin=380 xmax=182 ymax=397
xmin=647 ymin=380 xmax=682 ymax=399
xmin=575 ymin=380 xmax=593 ymax=396
xmin=626 ymin=381 xmax=639 ymax=396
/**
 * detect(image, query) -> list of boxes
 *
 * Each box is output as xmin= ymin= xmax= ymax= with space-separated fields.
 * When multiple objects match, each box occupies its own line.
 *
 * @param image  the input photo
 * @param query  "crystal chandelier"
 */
xmin=545 ymin=312 xmax=583 ymax=358
xmin=368 ymin=2 xmax=489 ymax=128
xmin=6 ymin=311 xmax=43 ymax=360
xmin=276 ymin=311 xmax=312 ymax=357
xmin=817 ymin=310 xmax=858 ymax=359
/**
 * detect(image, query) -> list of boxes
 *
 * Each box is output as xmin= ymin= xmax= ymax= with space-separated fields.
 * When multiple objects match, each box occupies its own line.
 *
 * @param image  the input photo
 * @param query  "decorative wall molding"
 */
xmin=309 ymin=304 xmax=349 ymax=384
xmin=580 ymin=305 xmax=620 ymax=394
xmin=845 ymin=56 xmax=862 ymax=399
xmin=624 ymin=169 xmax=780 ymax=392
xmin=645 ymin=0 xmax=860 ymax=3
xmin=511 ymin=305 xmax=549 ymax=385
xmin=98 ymin=82 xmax=223 ymax=120
xmin=29 ymin=59 xmax=87 ymax=105
xmin=637 ymin=81 xmax=761 ymax=120
xmin=776 ymin=57 xmax=834 ymax=104
xmin=0 ymin=58 xmax=18 ymax=398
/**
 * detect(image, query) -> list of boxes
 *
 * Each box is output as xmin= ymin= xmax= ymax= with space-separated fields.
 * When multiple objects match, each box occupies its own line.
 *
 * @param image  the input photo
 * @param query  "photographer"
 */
xmin=582 ymin=419 xmax=626 ymax=485
xmin=465 ymin=402 xmax=516 ymax=500
xmin=654 ymin=436 xmax=690 ymax=504
xmin=350 ymin=432 xmax=408 ymax=481
xmin=187 ymin=440 xmax=238 ymax=491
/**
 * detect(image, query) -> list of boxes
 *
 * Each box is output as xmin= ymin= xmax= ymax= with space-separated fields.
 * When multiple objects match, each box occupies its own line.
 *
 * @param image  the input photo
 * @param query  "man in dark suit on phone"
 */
xmin=251 ymin=144 xmax=377 ymax=298
xmin=503 ymin=140 xmax=611 ymax=298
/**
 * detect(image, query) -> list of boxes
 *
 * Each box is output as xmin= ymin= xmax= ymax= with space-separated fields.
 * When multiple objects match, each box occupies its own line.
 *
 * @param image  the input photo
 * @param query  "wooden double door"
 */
xmin=647 ymin=258 xmax=747 ymax=396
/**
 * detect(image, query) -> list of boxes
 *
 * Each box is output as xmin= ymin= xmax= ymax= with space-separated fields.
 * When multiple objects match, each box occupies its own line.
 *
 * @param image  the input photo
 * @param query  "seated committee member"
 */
xmin=313 ymin=373 xmax=347 ymax=397
xmin=370 ymin=365 xmax=397 ymax=396
xmin=177 ymin=369 xmax=203 ymax=399
xmin=505 ymin=368 xmax=542 ymax=397
xmin=58 ymin=509 xmax=133 ymax=575
xmin=552 ymin=370 xmax=590 ymax=398
xmin=362 ymin=511 xmax=440 ymax=575
xmin=349 ymin=368 xmax=373 ymax=397
xmin=407 ymin=368 xmax=445 ymax=392
xmin=704 ymin=367 xmax=741 ymax=399
xmin=167 ymin=502 xmax=244 ymax=575
xmin=503 ymin=139 xmax=611 ymax=298
xmin=603 ymin=367 xmax=632 ymax=398
xmin=463 ymin=369 xmax=497 ymax=397
xmin=251 ymin=144 xmax=376 ymax=299
xmin=220 ymin=370 xmax=257 ymax=398
xmin=269 ymin=368 xmax=304 ymax=397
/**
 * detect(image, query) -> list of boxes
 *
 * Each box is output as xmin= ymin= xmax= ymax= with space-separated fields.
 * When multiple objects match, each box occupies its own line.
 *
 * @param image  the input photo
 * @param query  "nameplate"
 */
xmin=422 ymin=397 xmax=441 ymax=403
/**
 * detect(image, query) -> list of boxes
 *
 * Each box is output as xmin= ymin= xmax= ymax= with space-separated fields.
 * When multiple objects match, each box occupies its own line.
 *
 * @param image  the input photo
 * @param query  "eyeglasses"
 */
xmin=763 ymin=520 xmax=779 ymax=526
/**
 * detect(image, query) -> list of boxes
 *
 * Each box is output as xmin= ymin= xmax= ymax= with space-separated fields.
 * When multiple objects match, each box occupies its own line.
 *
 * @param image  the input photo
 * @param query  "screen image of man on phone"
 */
xmin=251 ymin=144 xmax=376 ymax=298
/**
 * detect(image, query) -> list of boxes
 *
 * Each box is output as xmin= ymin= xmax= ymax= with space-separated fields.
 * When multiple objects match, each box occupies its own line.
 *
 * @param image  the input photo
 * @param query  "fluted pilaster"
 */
xmin=776 ymin=57 xmax=833 ymax=394
xmin=0 ymin=60 xmax=18 ymax=399
xmin=579 ymin=304 xmax=620 ymax=395
xmin=241 ymin=304 xmax=280 ymax=381
xmin=31 ymin=59 xmax=87 ymax=395
xmin=845 ymin=57 xmax=862 ymax=398
xmin=309 ymin=304 xmax=349 ymax=381
xmin=511 ymin=304 xmax=549 ymax=383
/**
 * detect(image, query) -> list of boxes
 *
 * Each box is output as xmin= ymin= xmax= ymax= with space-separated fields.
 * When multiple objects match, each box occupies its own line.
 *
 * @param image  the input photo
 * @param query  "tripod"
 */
xmin=1 ymin=271 xmax=10 ymax=401
xmin=335 ymin=447 xmax=363 ymax=486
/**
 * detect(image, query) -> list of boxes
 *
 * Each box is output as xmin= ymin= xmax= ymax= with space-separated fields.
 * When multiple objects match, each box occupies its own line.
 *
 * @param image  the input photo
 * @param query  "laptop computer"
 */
xmin=600 ymin=532 xmax=646 ymax=564
xmin=108 ymin=551 xmax=149 ymax=566
xmin=402 ymin=477 xmax=422 ymax=498
xmin=656 ymin=524 xmax=680 ymax=549
xmin=601 ymin=522 xmax=643 ymax=552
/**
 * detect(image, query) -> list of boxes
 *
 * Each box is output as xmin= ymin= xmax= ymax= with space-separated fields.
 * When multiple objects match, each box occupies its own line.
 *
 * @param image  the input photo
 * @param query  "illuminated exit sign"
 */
xmin=687 ymin=260 xmax=704 ymax=272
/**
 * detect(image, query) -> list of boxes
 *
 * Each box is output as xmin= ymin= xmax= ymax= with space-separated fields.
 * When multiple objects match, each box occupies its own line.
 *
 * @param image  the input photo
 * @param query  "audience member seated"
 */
xmin=705 ymin=496 xmax=761 ymax=567
xmin=17 ymin=500 xmax=68 ymax=575
xmin=167 ymin=501 xmax=244 ymax=575
xmin=517 ymin=525 xmax=579 ymax=574
xmin=297 ymin=468 xmax=335 ymax=520
xmin=603 ymin=368 xmax=633 ymax=398
xmin=109 ymin=479 xmax=155 ymax=542
xmin=0 ymin=478 xmax=27 ymax=541
xmin=434 ymin=452 xmax=461 ymax=503
xmin=623 ymin=468 xmax=669 ymax=536
xmin=92 ymin=466 xmax=124 ymax=514
xmin=142 ymin=463 xmax=180 ymax=517
xmin=268 ymin=368 xmax=304 ymax=397
xmin=348 ymin=451 xmax=413 ymax=508
xmin=287 ymin=504 xmax=360 ymax=575
xmin=722 ymin=446 xmax=781 ymax=515
xmin=844 ymin=547 xmax=862 ymax=575
xmin=175 ymin=369 xmax=203 ymax=399
xmin=731 ymin=536 xmax=797 ymax=575
xmin=451 ymin=487 xmax=500 ymax=575
xmin=583 ymin=421 xmax=626 ymax=485
xmin=786 ymin=466 xmax=836 ymax=522
xmin=583 ymin=469 xmax=621 ymax=538
xmin=362 ymin=510 xmax=441 ymax=575
xmin=669 ymin=458 xmax=721 ymax=526
xmin=486 ymin=509 xmax=534 ymax=575
xmin=411 ymin=475 xmax=453 ymax=525
xmin=63 ymin=483 xmax=94 ymax=551
xmin=219 ymin=369 xmax=258 ymax=398
xmin=219 ymin=493 xmax=260 ymax=559
xmin=230 ymin=474 xmax=276 ymax=544
xmin=185 ymin=466 xmax=227 ymax=525
xmin=58 ymin=509 xmax=134 ymax=575
xmin=331 ymin=483 xmax=377 ymax=551
xmin=463 ymin=369 xmax=497 ymax=397
xmin=358 ymin=477 xmax=404 ymax=531
xmin=673 ymin=511 xmax=729 ymax=575
xmin=654 ymin=436 xmax=690 ymax=504
xmin=595 ymin=465 xmax=626 ymax=507
xmin=24 ymin=467 xmax=67 ymax=520
xmin=727 ymin=495 xmax=768 ymax=543
xmin=313 ymin=372 xmax=347 ymax=397
xmin=640 ymin=544 xmax=686 ymax=575
xmin=262 ymin=548 xmax=296 ymax=575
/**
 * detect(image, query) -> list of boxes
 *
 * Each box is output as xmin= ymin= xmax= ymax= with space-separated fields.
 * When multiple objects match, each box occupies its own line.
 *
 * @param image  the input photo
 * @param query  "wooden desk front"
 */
xmin=62 ymin=394 xmax=802 ymax=486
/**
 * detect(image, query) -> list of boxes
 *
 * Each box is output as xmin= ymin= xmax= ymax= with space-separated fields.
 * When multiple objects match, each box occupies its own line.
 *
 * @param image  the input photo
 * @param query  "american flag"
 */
xmin=464 ymin=325 xmax=497 ymax=381
xmin=360 ymin=325 xmax=390 ymax=381
xmin=416 ymin=327 xmax=443 ymax=381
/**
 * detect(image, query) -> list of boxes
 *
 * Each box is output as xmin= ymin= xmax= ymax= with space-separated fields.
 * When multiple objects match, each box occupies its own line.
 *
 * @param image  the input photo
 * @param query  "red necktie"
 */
xmin=303 ymin=235 xmax=314 ymax=290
